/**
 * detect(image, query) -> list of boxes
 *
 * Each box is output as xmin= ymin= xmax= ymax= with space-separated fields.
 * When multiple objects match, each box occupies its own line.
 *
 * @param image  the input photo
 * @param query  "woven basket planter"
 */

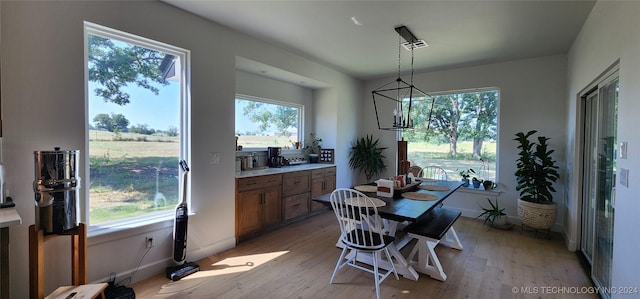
xmin=517 ymin=199 xmax=556 ymax=230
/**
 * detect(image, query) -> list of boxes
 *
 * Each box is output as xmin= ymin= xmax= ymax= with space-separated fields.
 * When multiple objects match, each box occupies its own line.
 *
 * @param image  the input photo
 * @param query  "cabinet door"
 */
xmin=325 ymin=176 xmax=336 ymax=194
xmin=310 ymin=177 xmax=327 ymax=212
xmin=262 ymin=186 xmax=282 ymax=227
xmin=311 ymin=178 xmax=324 ymax=198
xmin=237 ymin=189 xmax=264 ymax=236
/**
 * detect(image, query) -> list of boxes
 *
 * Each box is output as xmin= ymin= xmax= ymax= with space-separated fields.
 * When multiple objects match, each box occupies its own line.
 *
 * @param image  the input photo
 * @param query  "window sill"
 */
xmin=87 ymin=212 xmax=175 ymax=246
xmin=456 ymin=186 xmax=502 ymax=196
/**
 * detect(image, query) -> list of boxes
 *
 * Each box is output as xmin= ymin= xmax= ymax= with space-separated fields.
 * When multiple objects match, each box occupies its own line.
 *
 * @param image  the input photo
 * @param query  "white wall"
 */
xmin=0 ymin=1 xmax=361 ymax=297
xmin=566 ymin=1 xmax=640 ymax=293
xmin=361 ymin=55 xmax=568 ymax=229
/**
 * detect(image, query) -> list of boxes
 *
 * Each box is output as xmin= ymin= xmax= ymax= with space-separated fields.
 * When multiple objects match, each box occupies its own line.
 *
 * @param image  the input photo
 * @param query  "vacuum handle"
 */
xmin=180 ymin=160 xmax=189 ymax=205
xmin=180 ymin=160 xmax=190 ymax=172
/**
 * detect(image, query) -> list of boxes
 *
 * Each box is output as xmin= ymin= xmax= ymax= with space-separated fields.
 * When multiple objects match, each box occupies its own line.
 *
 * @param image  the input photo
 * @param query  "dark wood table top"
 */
xmin=313 ymin=180 xmax=463 ymax=223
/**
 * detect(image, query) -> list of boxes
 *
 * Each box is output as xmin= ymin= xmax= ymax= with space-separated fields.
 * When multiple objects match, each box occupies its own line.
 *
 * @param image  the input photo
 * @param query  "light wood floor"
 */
xmin=132 ymin=211 xmax=596 ymax=299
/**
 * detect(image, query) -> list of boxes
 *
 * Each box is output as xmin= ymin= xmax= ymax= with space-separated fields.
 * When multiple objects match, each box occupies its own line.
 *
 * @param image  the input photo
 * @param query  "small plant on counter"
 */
xmin=304 ymin=133 xmax=322 ymax=155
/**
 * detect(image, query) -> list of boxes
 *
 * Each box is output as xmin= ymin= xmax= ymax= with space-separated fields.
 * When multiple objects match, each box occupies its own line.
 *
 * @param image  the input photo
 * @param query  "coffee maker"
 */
xmin=267 ymin=147 xmax=283 ymax=168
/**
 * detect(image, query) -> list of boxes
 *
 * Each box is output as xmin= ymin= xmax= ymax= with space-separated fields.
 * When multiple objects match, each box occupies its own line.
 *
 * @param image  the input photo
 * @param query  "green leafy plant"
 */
xmin=514 ymin=130 xmax=560 ymax=203
xmin=304 ymin=132 xmax=322 ymax=155
xmin=476 ymin=198 xmax=506 ymax=226
xmin=458 ymin=168 xmax=475 ymax=179
xmin=348 ymin=135 xmax=387 ymax=181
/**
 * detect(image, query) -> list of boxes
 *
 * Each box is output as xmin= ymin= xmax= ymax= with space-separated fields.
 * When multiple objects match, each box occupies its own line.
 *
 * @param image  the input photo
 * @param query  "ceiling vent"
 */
xmin=402 ymin=40 xmax=428 ymax=50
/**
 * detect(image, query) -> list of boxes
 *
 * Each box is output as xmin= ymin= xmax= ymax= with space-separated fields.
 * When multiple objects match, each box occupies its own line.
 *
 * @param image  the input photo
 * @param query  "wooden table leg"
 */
xmin=29 ymin=225 xmax=44 ymax=299
xmin=1 ymin=227 xmax=9 ymax=299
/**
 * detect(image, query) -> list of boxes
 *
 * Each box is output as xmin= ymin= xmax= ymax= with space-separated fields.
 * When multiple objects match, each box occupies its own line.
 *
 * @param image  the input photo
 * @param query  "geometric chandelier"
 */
xmin=372 ymin=26 xmax=434 ymax=131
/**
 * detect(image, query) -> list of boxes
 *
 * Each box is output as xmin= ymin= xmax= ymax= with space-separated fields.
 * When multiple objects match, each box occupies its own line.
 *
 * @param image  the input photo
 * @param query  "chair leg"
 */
xmin=372 ymin=251 xmax=381 ymax=299
xmin=330 ymin=246 xmax=349 ymax=284
xmin=383 ymin=247 xmax=399 ymax=280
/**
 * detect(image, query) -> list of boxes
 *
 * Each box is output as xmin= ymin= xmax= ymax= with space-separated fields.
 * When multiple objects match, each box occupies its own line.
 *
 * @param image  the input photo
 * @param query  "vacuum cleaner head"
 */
xmin=166 ymin=261 xmax=200 ymax=281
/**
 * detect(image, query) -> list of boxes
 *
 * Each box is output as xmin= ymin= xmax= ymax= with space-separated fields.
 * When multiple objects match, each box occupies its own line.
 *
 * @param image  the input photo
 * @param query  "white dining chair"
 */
xmin=329 ymin=188 xmax=399 ymax=299
xmin=418 ymin=166 xmax=448 ymax=181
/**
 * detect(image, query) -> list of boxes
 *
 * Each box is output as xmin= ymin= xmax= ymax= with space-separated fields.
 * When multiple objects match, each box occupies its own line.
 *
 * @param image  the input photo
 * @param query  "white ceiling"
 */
xmin=162 ymin=0 xmax=596 ymax=83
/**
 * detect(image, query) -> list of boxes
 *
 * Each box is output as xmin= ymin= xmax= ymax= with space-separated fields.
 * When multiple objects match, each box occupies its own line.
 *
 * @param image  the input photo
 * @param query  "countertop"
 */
xmin=0 ymin=208 xmax=21 ymax=228
xmin=236 ymin=163 xmax=335 ymax=178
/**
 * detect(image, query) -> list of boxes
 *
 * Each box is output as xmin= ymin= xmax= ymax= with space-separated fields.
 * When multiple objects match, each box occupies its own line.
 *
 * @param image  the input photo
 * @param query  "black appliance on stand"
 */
xmin=267 ymin=147 xmax=283 ymax=168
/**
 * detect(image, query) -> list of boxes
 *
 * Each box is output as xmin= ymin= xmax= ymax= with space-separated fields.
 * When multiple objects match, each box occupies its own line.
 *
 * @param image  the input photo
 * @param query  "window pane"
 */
xmin=235 ymin=97 xmax=301 ymax=149
xmin=402 ymin=90 xmax=498 ymax=182
xmin=87 ymin=30 xmax=184 ymax=225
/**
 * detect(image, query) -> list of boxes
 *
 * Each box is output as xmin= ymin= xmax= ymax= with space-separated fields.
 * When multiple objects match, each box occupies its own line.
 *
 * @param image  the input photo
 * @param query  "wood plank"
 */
xmin=133 ymin=211 xmax=597 ymax=299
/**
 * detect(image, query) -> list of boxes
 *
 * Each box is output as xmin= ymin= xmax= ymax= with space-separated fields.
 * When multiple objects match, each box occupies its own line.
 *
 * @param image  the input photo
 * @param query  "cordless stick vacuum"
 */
xmin=166 ymin=160 xmax=200 ymax=281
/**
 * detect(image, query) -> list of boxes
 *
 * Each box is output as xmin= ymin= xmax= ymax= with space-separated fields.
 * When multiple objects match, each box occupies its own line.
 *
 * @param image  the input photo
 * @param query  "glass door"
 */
xmin=581 ymin=92 xmax=598 ymax=263
xmin=581 ymin=72 xmax=618 ymax=299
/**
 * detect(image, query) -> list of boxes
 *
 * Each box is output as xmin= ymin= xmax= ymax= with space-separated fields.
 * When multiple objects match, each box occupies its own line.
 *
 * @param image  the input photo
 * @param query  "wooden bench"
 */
xmin=403 ymin=207 xmax=463 ymax=281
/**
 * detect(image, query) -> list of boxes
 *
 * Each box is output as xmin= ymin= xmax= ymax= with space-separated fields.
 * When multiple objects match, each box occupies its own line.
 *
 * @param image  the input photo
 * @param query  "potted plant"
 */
xmin=472 ymin=177 xmax=481 ymax=188
xmin=458 ymin=168 xmax=475 ymax=187
xmin=482 ymin=180 xmax=494 ymax=191
xmin=348 ymin=135 xmax=387 ymax=181
xmin=304 ymin=133 xmax=322 ymax=163
xmin=476 ymin=198 xmax=508 ymax=228
xmin=514 ymin=130 xmax=560 ymax=230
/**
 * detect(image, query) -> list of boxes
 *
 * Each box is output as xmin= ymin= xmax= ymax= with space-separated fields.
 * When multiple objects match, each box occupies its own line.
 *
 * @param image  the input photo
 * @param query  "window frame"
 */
xmin=83 ymin=22 xmax=191 ymax=232
xmin=400 ymin=87 xmax=500 ymax=184
xmin=235 ymin=94 xmax=304 ymax=151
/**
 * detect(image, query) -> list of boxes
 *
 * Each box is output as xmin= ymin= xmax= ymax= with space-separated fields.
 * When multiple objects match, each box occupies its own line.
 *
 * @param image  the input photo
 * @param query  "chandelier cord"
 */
xmin=411 ymin=42 xmax=415 ymax=86
xmin=397 ymin=34 xmax=402 ymax=118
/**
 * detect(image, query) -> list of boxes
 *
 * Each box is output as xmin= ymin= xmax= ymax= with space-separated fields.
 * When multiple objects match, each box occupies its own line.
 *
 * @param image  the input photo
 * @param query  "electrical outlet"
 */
xmin=145 ymin=235 xmax=154 ymax=248
xmin=210 ymin=152 xmax=221 ymax=164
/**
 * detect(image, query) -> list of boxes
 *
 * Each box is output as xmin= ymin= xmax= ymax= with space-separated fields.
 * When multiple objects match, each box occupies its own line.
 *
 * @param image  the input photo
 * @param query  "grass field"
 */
xmin=407 ymin=140 xmax=497 ymax=181
xmin=89 ymin=130 xmax=179 ymax=224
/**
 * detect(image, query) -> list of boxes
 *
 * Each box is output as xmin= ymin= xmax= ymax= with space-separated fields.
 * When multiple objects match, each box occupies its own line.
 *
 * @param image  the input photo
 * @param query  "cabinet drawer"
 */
xmin=283 ymin=171 xmax=310 ymax=196
xmin=325 ymin=167 xmax=336 ymax=177
xmin=237 ymin=174 xmax=282 ymax=192
xmin=311 ymin=169 xmax=325 ymax=180
xmin=284 ymin=193 xmax=309 ymax=220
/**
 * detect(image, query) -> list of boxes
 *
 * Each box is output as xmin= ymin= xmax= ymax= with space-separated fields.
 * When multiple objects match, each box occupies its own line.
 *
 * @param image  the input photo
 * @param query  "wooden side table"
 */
xmin=1 ymin=208 xmax=22 ymax=299
xmin=29 ymin=223 xmax=103 ymax=299
xmin=45 ymin=283 xmax=107 ymax=299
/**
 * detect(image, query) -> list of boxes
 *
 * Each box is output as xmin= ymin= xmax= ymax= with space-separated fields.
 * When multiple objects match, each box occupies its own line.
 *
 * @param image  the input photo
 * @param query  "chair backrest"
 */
xmin=330 ymin=188 xmax=386 ymax=250
xmin=407 ymin=166 xmax=422 ymax=177
xmin=419 ymin=166 xmax=448 ymax=180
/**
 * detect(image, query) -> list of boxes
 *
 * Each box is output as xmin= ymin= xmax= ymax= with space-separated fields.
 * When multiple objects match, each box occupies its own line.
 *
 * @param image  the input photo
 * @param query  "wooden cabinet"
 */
xmin=236 ymin=166 xmax=334 ymax=241
xmin=236 ymin=175 xmax=282 ymax=238
xmin=283 ymin=171 xmax=311 ymax=221
xmin=311 ymin=166 xmax=336 ymax=212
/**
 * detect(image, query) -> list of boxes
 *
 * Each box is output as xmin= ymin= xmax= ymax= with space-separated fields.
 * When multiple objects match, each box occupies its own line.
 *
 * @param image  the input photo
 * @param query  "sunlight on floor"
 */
xmin=184 ymin=250 xmax=290 ymax=279
xmin=154 ymin=251 xmax=290 ymax=297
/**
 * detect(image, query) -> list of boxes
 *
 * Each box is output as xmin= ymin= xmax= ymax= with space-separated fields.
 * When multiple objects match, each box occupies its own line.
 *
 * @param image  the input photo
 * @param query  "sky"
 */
xmin=88 ymin=81 xmax=179 ymax=131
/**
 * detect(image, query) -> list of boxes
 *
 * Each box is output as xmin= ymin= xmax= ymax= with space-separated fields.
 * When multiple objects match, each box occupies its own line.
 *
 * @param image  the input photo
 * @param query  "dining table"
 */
xmin=312 ymin=179 xmax=463 ymax=281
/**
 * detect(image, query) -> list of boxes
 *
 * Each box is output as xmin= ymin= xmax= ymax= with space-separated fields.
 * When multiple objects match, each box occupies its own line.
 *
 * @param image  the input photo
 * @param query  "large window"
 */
xmin=235 ymin=95 xmax=302 ymax=149
xmin=85 ymin=22 xmax=190 ymax=227
xmin=402 ymin=88 xmax=499 ymax=182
